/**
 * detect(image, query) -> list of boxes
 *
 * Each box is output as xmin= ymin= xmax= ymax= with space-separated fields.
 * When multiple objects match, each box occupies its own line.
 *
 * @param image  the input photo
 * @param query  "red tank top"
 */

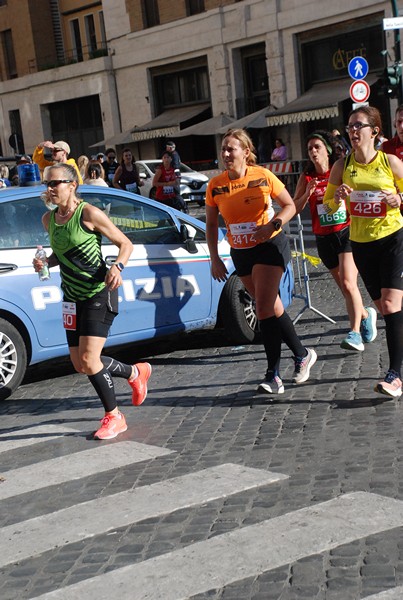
xmin=155 ymin=166 xmax=176 ymax=201
xmin=305 ymin=170 xmax=349 ymax=235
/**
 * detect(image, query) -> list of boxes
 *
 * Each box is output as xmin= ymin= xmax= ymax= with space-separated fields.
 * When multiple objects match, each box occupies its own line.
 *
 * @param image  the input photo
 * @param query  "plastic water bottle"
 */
xmin=35 ymin=245 xmax=50 ymax=281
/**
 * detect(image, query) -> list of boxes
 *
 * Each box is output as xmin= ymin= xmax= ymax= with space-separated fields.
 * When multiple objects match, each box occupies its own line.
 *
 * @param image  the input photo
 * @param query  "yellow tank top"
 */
xmin=342 ymin=151 xmax=403 ymax=242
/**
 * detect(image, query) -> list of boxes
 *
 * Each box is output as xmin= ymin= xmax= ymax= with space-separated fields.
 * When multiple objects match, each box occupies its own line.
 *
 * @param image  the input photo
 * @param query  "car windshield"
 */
xmin=140 ymin=162 xmax=194 ymax=175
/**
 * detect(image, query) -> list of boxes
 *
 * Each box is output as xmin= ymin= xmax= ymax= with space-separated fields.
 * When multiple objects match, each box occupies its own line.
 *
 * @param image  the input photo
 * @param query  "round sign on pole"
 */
xmin=348 ymin=57 xmax=369 ymax=80
xmin=349 ymin=80 xmax=370 ymax=103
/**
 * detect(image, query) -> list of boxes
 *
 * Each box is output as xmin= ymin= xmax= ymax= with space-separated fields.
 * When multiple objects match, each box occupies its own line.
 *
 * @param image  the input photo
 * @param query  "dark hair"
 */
xmin=161 ymin=151 xmax=172 ymax=160
xmin=121 ymin=148 xmax=135 ymax=166
xmin=275 ymin=138 xmax=285 ymax=146
xmin=347 ymin=105 xmax=382 ymax=145
xmin=222 ymin=128 xmax=257 ymax=166
xmin=86 ymin=161 xmax=103 ymax=180
xmin=304 ymin=130 xmax=339 ymax=175
xmin=105 ymin=147 xmax=116 ymax=156
xmin=395 ymin=104 xmax=403 ymax=115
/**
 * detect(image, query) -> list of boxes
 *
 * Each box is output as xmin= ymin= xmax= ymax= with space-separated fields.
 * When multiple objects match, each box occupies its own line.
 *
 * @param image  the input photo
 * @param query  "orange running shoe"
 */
xmin=129 ymin=362 xmax=152 ymax=406
xmin=94 ymin=412 xmax=127 ymax=440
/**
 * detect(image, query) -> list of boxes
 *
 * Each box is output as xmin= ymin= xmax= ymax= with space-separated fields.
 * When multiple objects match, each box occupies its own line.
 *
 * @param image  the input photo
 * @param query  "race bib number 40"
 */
xmin=350 ymin=191 xmax=386 ymax=218
xmin=317 ymin=201 xmax=347 ymax=227
xmin=62 ymin=302 xmax=77 ymax=330
xmin=229 ymin=221 xmax=257 ymax=247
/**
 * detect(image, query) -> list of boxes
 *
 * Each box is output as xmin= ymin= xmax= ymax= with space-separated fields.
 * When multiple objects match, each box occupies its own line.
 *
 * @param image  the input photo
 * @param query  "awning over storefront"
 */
xmin=89 ymin=129 xmax=134 ymax=148
xmin=131 ymin=104 xmax=211 ymax=142
xmin=266 ymin=76 xmax=378 ymax=127
xmin=175 ymin=113 xmax=234 ymax=137
xmin=218 ymin=106 xmax=270 ymax=132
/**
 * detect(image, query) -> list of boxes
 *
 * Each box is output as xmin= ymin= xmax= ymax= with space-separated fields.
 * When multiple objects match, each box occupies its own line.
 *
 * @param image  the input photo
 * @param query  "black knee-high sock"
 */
xmin=384 ymin=311 xmax=403 ymax=376
xmin=259 ymin=316 xmax=281 ymax=374
xmin=88 ymin=367 xmax=117 ymax=413
xmin=277 ymin=312 xmax=306 ymax=358
xmin=101 ymin=356 xmax=132 ymax=379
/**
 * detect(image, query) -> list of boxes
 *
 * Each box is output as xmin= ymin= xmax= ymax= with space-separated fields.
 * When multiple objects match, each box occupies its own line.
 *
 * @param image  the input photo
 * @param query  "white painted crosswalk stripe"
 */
xmin=0 ymin=424 xmax=80 ymax=453
xmin=1 ymin=463 xmax=287 ymax=568
xmin=0 ymin=441 xmax=173 ymax=500
xmin=31 ymin=492 xmax=403 ymax=600
xmin=364 ymin=588 xmax=403 ymax=599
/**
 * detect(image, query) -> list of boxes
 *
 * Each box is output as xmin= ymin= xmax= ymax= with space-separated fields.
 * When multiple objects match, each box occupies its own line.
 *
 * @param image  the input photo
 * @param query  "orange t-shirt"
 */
xmin=205 ymin=165 xmax=285 ymax=248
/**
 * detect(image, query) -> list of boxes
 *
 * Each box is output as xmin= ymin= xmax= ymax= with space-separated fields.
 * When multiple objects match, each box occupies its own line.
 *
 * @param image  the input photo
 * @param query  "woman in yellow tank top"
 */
xmin=323 ymin=106 xmax=403 ymax=398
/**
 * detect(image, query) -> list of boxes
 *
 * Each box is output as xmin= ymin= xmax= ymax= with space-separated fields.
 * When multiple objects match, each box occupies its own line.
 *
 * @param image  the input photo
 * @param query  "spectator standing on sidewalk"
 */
xmin=33 ymin=140 xmax=83 ymax=183
xmin=33 ymin=163 xmax=152 ymax=439
xmin=271 ymin=138 xmax=287 ymax=161
xmin=324 ymin=105 xmax=403 ymax=398
xmin=206 ymin=128 xmax=317 ymax=396
xmin=293 ymin=130 xmax=377 ymax=352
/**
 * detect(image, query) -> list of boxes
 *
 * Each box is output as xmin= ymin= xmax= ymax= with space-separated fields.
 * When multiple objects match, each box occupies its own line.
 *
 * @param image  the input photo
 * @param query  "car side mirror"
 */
xmin=180 ymin=223 xmax=198 ymax=254
xmin=139 ymin=171 xmax=147 ymax=179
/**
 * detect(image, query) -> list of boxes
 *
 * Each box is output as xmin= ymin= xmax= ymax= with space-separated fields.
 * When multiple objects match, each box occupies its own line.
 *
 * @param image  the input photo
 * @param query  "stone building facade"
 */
xmin=0 ymin=0 xmax=400 ymax=165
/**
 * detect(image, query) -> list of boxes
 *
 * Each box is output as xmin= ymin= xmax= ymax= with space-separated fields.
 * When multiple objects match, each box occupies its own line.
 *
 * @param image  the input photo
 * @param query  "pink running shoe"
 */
xmin=94 ymin=412 xmax=127 ymax=440
xmin=375 ymin=370 xmax=402 ymax=399
xmin=129 ymin=362 xmax=152 ymax=406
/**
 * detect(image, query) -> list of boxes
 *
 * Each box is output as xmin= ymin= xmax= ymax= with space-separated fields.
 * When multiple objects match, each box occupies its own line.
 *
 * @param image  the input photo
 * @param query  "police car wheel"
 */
xmin=0 ymin=318 xmax=27 ymax=401
xmin=219 ymin=274 xmax=259 ymax=344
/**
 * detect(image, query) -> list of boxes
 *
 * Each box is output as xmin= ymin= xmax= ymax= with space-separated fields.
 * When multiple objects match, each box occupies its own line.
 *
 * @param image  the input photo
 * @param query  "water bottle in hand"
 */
xmin=35 ymin=245 xmax=50 ymax=281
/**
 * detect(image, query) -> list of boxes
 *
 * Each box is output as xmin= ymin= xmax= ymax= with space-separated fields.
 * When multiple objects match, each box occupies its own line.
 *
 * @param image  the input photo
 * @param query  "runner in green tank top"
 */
xmin=33 ymin=163 xmax=152 ymax=440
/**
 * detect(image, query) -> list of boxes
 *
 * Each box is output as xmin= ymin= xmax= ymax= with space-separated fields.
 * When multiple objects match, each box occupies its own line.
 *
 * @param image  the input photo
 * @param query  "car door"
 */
xmin=81 ymin=188 xmax=213 ymax=340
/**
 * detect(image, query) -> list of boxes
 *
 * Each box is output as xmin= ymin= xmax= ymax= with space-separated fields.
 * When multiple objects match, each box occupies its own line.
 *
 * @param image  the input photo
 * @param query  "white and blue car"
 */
xmin=0 ymin=185 xmax=294 ymax=400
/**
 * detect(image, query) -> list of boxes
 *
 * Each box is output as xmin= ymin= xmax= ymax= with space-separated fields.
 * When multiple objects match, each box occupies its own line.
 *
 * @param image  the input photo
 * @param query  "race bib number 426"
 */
xmin=350 ymin=191 xmax=386 ymax=218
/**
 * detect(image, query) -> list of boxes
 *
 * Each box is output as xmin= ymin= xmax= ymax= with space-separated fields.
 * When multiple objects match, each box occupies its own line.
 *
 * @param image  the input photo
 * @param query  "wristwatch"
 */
xmin=271 ymin=219 xmax=282 ymax=231
xmin=113 ymin=262 xmax=125 ymax=272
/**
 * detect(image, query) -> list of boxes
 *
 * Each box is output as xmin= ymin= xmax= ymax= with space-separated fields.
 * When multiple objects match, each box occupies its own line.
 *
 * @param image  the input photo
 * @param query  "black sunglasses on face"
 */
xmin=45 ymin=180 xmax=72 ymax=188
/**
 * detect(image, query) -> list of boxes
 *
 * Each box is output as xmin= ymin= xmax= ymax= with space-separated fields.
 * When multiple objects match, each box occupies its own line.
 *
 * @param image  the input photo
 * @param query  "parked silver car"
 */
xmin=136 ymin=160 xmax=209 ymax=206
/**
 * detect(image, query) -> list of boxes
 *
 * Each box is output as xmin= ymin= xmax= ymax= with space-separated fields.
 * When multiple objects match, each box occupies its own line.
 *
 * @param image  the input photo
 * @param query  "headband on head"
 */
xmin=307 ymin=133 xmax=333 ymax=155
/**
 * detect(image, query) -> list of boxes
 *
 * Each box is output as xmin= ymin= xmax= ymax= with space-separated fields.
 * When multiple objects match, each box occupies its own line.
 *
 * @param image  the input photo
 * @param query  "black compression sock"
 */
xmin=101 ymin=356 xmax=133 ymax=379
xmin=88 ymin=367 xmax=117 ymax=413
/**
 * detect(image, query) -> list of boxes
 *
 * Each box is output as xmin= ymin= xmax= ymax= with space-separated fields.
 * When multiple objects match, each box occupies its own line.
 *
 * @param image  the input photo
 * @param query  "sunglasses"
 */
xmin=52 ymin=148 xmax=64 ymax=153
xmin=107 ymin=155 xmax=116 ymax=159
xmin=46 ymin=180 xmax=72 ymax=188
xmin=345 ymin=122 xmax=372 ymax=133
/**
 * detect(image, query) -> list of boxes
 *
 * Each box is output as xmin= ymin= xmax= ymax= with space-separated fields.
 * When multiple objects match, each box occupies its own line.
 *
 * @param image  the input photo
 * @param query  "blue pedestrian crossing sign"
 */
xmin=348 ymin=57 xmax=369 ymax=80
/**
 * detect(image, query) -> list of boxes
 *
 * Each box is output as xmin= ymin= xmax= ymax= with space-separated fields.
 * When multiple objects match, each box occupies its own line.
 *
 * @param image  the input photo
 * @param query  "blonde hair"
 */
xmin=77 ymin=155 xmax=89 ymax=177
xmin=41 ymin=163 xmax=81 ymax=208
xmin=222 ymin=128 xmax=257 ymax=165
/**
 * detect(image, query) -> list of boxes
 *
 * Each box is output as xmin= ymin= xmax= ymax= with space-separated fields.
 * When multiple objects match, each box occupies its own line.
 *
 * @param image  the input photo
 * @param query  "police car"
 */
xmin=0 ymin=185 xmax=294 ymax=400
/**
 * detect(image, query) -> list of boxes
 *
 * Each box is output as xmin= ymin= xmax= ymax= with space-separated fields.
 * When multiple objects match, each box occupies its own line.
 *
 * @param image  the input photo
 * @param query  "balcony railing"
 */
xmin=28 ymin=43 xmax=108 ymax=74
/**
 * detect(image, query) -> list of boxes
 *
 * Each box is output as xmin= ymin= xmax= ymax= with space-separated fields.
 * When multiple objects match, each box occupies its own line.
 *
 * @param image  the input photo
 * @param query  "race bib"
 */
xmin=350 ymin=191 xmax=386 ymax=218
xmin=163 ymin=186 xmax=174 ymax=195
xmin=229 ymin=222 xmax=257 ymax=247
xmin=126 ymin=183 xmax=138 ymax=193
xmin=317 ymin=201 xmax=347 ymax=227
xmin=62 ymin=302 xmax=76 ymax=330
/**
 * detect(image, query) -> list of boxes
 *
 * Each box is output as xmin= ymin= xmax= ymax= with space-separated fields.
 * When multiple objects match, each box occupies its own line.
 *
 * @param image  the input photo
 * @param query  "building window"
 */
xmin=235 ymin=44 xmax=269 ymax=117
xmin=70 ymin=18 xmax=83 ymax=62
xmin=186 ymin=0 xmax=205 ymax=16
xmin=1 ymin=29 xmax=17 ymax=79
xmin=99 ymin=11 xmax=106 ymax=49
xmin=84 ymin=14 xmax=97 ymax=55
xmin=141 ymin=0 xmax=159 ymax=28
xmin=155 ymin=66 xmax=210 ymax=111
